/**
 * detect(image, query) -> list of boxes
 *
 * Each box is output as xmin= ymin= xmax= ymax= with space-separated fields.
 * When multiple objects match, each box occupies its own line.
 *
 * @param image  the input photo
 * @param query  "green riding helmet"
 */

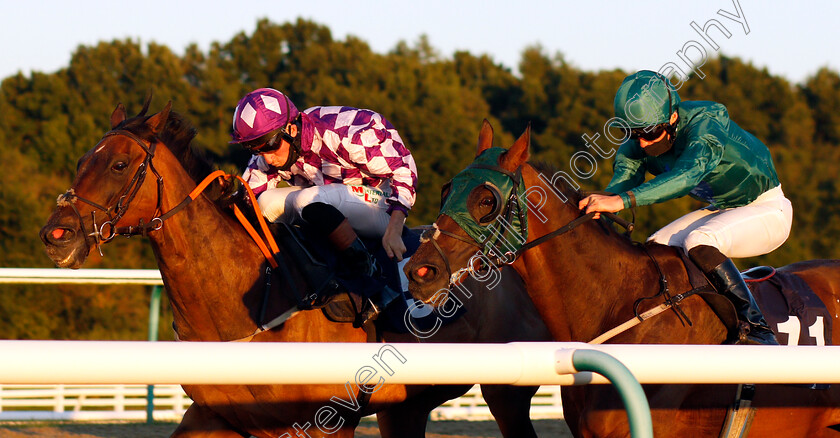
xmin=614 ymin=70 xmax=681 ymax=128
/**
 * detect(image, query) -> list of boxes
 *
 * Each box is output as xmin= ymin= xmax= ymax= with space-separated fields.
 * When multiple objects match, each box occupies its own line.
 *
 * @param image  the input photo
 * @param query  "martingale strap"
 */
xmin=228 ymin=174 xmax=281 ymax=269
xmin=170 ymin=172 xmax=303 ymax=342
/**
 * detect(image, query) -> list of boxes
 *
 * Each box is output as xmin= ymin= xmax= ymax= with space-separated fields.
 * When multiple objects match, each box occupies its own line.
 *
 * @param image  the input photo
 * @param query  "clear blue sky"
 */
xmin=0 ymin=0 xmax=836 ymax=84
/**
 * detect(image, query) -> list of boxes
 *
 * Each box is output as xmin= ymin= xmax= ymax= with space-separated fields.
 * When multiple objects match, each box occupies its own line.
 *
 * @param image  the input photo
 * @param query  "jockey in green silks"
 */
xmin=580 ymin=70 xmax=792 ymax=345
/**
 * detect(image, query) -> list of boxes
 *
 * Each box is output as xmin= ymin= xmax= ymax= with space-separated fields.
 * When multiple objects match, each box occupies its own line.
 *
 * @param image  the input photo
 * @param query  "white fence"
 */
xmin=0 ymin=268 xmax=163 ymax=285
xmin=0 ymin=383 xmax=563 ymax=422
xmin=432 ymin=385 xmax=564 ymax=421
xmin=0 ymin=268 xmax=564 ymax=422
xmin=0 ymin=385 xmax=190 ymax=421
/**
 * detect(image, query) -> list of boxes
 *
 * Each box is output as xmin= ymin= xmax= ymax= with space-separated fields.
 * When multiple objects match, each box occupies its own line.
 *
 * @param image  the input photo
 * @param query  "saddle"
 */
xmin=674 ymin=249 xmax=833 ymax=346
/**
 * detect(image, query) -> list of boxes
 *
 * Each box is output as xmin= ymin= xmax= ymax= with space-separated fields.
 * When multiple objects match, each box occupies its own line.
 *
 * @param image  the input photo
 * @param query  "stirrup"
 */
xmin=353 ymin=298 xmax=380 ymax=328
xmin=734 ymin=322 xmax=779 ymax=345
xmin=745 ymin=325 xmax=779 ymax=345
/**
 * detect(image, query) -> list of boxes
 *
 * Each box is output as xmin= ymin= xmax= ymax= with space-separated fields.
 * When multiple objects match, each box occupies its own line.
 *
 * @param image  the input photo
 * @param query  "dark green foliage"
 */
xmin=0 ymin=19 xmax=837 ymax=339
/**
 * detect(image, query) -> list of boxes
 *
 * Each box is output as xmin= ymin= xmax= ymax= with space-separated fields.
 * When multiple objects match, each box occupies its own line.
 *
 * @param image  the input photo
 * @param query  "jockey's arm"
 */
xmin=382 ymin=209 xmax=407 ymax=261
xmin=578 ymin=194 xmax=624 ymax=220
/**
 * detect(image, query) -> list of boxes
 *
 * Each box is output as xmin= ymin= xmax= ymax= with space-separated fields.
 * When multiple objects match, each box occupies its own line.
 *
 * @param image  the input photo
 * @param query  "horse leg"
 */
xmin=170 ymin=404 xmax=248 ymax=438
xmin=560 ymin=386 xmax=587 ymax=437
xmin=376 ymin=408 xmax=428 ymax=438
xmin=481 ymin=384 xmax=539 ymax=438
xmin=376 ymin=384 xmax=473 ymax=438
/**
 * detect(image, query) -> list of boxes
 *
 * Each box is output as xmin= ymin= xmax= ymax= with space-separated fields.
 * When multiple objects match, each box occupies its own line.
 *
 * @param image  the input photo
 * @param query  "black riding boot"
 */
xmin=303 ymin=203 xmax=400 ymax=322
xmin=689 ymin=245 xmax=779 ymax=345
xmin=329 ymin=221 xmax=401 ymax=324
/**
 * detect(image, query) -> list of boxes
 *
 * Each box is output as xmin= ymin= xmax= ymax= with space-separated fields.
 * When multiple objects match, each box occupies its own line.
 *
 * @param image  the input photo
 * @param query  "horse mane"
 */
xmin=114 ymin=110 xmax=214 ymax=184
xmin=528 ymin=160 xmax=584 ymax=206
xmin=527 ymin=160 xmax=633 ymax=240
xmin=114 ymin=108 xmax=247 ymax=214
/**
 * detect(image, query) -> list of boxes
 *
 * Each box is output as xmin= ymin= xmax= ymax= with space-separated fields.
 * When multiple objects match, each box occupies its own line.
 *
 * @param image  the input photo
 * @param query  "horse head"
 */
xmin=407 ymin=120 xmax=585 ymax=305
xmin=40 ymin=99 xmax=194 ymax=268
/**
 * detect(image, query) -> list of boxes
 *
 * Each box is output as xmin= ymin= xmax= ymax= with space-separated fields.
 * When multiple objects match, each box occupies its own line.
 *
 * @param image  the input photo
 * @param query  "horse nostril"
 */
xmin=413 ymin=265 xmax=438 ymax=284
xmin=44 ymin=226 xmax=74 ymax=244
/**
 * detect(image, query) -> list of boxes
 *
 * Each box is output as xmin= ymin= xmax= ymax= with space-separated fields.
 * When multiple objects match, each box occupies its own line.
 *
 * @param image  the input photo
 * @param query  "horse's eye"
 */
xmin=112 ymin=161 xmax=128 ymax=172
xmin=469 ymin=184 xmax=503 ymax=226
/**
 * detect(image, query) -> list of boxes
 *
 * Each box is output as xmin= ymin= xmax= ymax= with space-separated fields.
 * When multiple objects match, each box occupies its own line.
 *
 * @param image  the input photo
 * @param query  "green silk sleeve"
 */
xmin=605 ymin=142 xmax=646 ymax=208
xmin=629 ymin=116 xmax=726 ymax=207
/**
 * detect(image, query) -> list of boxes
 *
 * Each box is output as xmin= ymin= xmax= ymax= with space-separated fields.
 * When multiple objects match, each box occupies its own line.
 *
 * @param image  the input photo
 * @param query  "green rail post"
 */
xmin=146 ymin=285 xmax=163 ymax=424
xmin=572 ymin=349 xmax=653 ymax=438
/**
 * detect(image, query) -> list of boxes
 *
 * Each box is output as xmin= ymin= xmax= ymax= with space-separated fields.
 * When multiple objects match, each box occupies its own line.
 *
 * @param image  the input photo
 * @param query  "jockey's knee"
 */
xmin=684 ymin=230 xmax=728 ymax=257
xmin=283 ymin=186 xmax=323 ymax=218
xmin=257 ymin=187 xmax=301 ymax=222
xmin=646 ymin=231 xmax=670 ymax=247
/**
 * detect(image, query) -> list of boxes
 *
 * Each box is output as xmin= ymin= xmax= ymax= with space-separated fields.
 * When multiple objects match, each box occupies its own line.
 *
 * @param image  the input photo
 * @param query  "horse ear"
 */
xmin=501 ymin=123 xmax=531 ymax=171
xmin=110 ymin=103 xmax=127 ymax=129
xmin=476 ymin=119 xmax=494 ymax=156
xmin=138 ymin=90 xmax=153 ymax=117
xmin=146 ymin=101 xmax=172 ymax=135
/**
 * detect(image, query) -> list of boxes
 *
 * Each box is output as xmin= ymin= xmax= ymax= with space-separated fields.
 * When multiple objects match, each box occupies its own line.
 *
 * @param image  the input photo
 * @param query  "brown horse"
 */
xmin=39 ymin=102 xmax=550 ymax=437
xmin=406 ymin=120 xmax=840 ymax=437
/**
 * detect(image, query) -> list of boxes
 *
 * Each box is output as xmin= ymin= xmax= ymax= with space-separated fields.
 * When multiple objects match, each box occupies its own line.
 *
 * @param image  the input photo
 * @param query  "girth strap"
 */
xmin=719 ymin=384 xmax=756 ymax=438
xmin=589 ymin=286 xmax=708 ymax=344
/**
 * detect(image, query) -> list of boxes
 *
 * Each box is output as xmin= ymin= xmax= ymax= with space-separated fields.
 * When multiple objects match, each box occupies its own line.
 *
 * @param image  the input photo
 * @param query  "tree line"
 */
xmin=0 ymin=18 xmax=838 ymax=340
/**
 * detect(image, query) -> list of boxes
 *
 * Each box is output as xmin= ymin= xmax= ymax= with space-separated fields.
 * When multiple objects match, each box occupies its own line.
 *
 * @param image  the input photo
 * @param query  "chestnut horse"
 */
xmin=406 ymin=120 xmax=840 ymax=437
xmin=39 ymin=102 xmax=550 ymax=437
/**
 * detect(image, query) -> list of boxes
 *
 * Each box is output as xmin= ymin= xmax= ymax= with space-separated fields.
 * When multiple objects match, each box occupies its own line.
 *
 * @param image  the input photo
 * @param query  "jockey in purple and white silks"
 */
xmin=231 ymin=88 xmax=418 ymax=322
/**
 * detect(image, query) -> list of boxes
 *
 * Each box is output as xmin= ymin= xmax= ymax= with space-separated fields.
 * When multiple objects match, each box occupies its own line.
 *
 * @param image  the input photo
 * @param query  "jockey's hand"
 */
xmin=383 ymin=210 xmax=407 ymax=261
xmin=578 ymin=194 xmax=624 ymax=220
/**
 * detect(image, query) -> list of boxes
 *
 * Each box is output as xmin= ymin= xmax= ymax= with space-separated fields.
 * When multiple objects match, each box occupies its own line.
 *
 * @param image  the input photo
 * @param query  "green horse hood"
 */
xmin=439 ymin=147 xmax=529 ymax=258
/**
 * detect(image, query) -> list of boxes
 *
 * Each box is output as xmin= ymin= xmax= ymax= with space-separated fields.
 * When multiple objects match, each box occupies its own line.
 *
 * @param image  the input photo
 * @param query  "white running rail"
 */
xmin=0 ymin=268 xmax=564 ymax=421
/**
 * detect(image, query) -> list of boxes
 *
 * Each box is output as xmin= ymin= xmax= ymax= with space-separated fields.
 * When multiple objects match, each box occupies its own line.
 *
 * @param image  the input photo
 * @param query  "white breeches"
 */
xmin=647 ymin=185 xmax=793 ymax=258
xmin=256 ymin=184 xmax=392 ymax=238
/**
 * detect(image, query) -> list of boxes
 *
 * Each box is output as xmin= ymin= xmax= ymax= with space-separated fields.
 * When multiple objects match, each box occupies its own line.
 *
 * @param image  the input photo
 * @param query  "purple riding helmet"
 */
xmin=230 ymin=88 xmax=300 ymax=144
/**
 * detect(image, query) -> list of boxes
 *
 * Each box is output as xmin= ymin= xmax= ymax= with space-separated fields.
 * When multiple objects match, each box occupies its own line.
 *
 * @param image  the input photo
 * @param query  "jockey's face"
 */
xmin=639 ymin=111 xmax=679 ymax=149
xmin=259 ymin=140 xmax=291 ymax=167
xmin=258 ymin=124 xmax=297 ymax=168
xmin=638 ymin=129 xmax=668 ymax=148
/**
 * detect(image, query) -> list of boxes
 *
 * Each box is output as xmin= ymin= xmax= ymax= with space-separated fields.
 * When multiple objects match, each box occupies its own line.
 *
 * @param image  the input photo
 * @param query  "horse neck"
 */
xmin=516 ymin=166 xmax=663 ymax=342
xmin=145 ymin=150 xmax=270 ymax=341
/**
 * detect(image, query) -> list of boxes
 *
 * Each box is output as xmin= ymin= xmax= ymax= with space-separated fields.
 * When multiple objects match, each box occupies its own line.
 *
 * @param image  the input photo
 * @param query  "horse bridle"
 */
xmin=423 ymin=162 xmax=632 ymax=287
xmin=55 ymin=127 xmax=318 ymax=343
xmin=57 ymin=129 xmax=185 ymax=256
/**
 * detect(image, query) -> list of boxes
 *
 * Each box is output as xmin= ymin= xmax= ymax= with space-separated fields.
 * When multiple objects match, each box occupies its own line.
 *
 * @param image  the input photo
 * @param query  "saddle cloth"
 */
xmin=744 ymin=267 xmax=833 ymax=346
xmin=672 ymin=247 xmax=832 ymax=346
